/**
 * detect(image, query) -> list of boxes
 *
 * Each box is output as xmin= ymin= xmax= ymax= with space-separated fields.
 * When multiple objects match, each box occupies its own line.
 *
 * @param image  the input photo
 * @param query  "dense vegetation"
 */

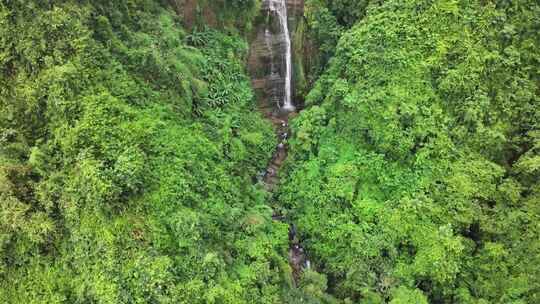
xmin=1 ymin=0 xmax=539 ymax=303
xmin=281 ymin=0 xmax=540 ymax=302
xmin=0 ymin=1 xmax=295 ymax=302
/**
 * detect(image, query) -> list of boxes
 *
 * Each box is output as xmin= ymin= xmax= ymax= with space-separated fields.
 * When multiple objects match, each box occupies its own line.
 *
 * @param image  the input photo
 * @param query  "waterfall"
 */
xmin=267 ymin=0 xmax=295 ymax=112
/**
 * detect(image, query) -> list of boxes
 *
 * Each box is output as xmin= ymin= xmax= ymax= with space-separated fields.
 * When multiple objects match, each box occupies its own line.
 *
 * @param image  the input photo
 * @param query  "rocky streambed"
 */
xmin=257 ymin=106 xmax=310 ymax=285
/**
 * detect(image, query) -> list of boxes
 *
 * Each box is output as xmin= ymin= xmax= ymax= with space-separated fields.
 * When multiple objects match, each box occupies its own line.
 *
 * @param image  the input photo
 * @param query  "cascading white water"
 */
xmin=259 ymin=2 xmax=307 ymax=284
xmin=267 ymin=0 xmax=295 ymax=112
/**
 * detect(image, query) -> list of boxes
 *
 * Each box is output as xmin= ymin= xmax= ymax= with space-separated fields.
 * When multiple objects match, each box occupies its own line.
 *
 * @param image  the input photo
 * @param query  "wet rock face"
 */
xmin=248 ymin=0 xmax=304 ymax=110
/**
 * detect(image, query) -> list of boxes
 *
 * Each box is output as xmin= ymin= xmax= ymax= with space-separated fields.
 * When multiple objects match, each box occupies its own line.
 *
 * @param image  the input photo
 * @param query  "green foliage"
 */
xmin=0 ymin=0 xmax=290 ymax=303
xmin=2 ymin=0 xmax=539 ymax=303
xmin=303 ymin=0 xmax=371 ymax=78
xmin=281 ymin=0 xmax=540 ymax=302
xmin=192 ymin=0 xmax=261 ymax=33
xmin=389 ymin=286 xmax=428 ymax=304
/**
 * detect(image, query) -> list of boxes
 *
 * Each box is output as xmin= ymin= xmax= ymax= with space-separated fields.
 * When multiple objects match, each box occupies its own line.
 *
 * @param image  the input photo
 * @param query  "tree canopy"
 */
xmin=1 ymin=0 xmax=539 ymax=303
xmin=281 ymin=0 xmax=540 ymax=302
xmin=0 ymin=1 xmax=294 ymax=302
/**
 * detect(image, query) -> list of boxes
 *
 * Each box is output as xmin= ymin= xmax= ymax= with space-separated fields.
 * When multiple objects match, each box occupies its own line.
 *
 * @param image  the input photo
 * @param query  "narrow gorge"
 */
xmin=250 ymin=0 xmax=310 ymax=284
xmin=2 ymin=1 xmax=538 ymax=302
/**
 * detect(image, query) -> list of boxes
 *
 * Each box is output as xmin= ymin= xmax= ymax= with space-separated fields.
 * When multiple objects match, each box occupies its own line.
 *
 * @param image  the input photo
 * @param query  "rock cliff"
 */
xmin=248 ymin=0 xmax=305 ymax=111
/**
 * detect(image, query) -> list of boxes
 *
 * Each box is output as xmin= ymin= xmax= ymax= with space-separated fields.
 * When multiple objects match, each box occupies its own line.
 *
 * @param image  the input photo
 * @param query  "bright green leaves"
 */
xmin=395 ymin=223 xmax=465 ymax=288
xmin=281 ymin=0 xmax=540 ymax=302
xmin=389 ymin=286 xmax=428 ymax=304
xmin=111 ymin=147 xmax=147 ymax=196
xmin=290 ymin=105 xmax=328 ymax=156
xmin=0 ymin=1 xmax=287 ymax=303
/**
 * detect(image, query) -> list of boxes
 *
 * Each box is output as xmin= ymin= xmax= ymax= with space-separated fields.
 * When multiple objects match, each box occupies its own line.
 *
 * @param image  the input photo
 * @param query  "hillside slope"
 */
xmin=0 ymin=1 xmax=295 ymax=302
xmin=281 ymin=0 xmax=540 ymax=302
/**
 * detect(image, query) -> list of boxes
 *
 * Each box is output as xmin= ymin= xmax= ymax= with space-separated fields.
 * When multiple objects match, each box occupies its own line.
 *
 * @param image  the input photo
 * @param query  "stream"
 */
xmin=259 ymin=107 xmax=310 ymax=285
xmin=258 ymin=0 xmax=308 ymax=285
xmin=250 ymin=0 xmax=309 ymax=285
